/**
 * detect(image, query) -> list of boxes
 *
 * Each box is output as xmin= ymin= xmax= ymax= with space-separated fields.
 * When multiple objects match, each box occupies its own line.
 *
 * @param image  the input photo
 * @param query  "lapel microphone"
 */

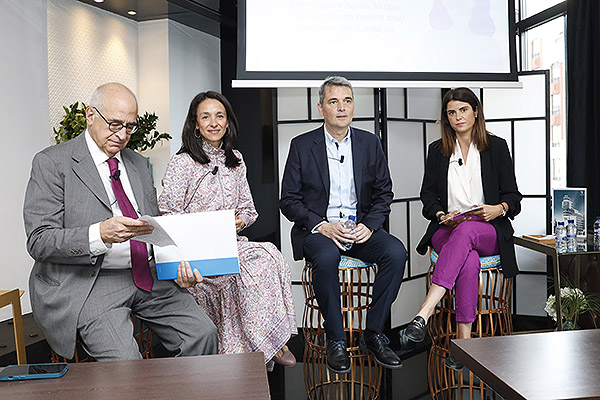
xmin=212 ymin=166 xmax=219 ymax=175
xmin=450 ymin=158 xmax=463 ymax=167
xmin=111 ymin=170 xmax=121 ymax=180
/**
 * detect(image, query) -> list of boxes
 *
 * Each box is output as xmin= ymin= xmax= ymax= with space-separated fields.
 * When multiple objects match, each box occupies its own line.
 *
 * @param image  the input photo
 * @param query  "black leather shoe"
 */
xmin=326 ymin=340 xmax=351 ymax=374
xmin=359 ymin=332 xmax=402 ymax=369
xmin=445 ymin=354 xmax=464 ymax=371
xmin=405 ymin=316 xmax=428 ymax=343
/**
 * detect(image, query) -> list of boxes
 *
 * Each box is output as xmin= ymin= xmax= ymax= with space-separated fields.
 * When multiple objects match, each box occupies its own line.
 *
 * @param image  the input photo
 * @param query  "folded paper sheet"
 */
xmin=136 ymin=210 xmax=239 ymax=280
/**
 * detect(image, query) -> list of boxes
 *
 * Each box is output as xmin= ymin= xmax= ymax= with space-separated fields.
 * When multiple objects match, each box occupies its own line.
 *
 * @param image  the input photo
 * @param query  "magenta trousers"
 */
xmin=431 ymin=216 xmax=499 ymax=323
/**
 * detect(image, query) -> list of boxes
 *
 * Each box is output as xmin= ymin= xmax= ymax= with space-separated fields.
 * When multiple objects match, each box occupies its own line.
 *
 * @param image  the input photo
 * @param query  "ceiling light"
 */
xmin=93 ymin=0 xmax=104 ymax=3
xmin=127 ymin=10 xmax=137 ymax=16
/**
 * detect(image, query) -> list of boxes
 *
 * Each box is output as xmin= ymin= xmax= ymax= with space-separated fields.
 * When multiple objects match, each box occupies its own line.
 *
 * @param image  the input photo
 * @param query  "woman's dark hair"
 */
xmin=440 ymin=87 xmax=489 ymax=157
xmin=178 ymin=91 xmax=241 ymax=168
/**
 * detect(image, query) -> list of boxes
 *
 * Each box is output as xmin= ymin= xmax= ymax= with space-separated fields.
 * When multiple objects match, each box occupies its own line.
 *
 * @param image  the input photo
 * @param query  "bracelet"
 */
xmin=436 ymin=212 xmax=446 ymax=223
xmin=500 ymin=203 xmax=507 ymax=217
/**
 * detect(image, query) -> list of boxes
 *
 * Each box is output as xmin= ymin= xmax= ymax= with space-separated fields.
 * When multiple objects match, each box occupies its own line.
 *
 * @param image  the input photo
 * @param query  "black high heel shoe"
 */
xmin=405 ymin=316 xmax=428 ymax=342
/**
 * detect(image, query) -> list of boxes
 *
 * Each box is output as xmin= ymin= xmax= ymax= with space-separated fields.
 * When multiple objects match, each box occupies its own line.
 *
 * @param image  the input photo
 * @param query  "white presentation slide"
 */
xmin=245 ymin=0 xmax=511 ymax=74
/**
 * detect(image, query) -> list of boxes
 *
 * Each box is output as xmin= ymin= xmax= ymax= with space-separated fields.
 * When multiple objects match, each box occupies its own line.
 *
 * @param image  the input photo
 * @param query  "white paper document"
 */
xmin=135 ymin=210 xmax=239 ymax=280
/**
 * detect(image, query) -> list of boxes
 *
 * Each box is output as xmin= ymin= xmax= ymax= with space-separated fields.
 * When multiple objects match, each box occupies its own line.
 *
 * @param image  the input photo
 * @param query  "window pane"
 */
xmin=523 ymin=16 xmax=566 ymax=188
xmin=521 ymin=0 xmax=564 ymax=19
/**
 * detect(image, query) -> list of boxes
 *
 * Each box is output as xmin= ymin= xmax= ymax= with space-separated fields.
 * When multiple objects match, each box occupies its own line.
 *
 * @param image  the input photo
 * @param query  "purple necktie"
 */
xmin=107 ymin=158 xmax=153 ymax=292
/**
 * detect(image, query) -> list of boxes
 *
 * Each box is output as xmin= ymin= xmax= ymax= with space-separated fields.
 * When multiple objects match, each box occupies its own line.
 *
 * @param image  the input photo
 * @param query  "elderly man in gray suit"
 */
xmin=23 ymin=83 xmax=217 ymax=361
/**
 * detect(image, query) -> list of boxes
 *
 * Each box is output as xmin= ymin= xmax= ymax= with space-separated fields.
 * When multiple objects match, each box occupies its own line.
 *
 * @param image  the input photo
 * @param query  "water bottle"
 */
xmin=340 ymin=215 xmax=356 ymax=251
xmin=594 ymin=216 xmax=600 ymax=250
xmin=566 ymin=218 xmax=577 ymax=252
xmin=555 ymin=221 xmax=567 ymax=253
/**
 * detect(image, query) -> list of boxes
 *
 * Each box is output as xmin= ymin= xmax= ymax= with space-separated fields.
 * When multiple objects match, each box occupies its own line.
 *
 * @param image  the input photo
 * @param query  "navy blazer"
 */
xmin=416 ymin=134 xmax=522 ymax=277
xmin=280 ymin=126 xmax=393 ymax=260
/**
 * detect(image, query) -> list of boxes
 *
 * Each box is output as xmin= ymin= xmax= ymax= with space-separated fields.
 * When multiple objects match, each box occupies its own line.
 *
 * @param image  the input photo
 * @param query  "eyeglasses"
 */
xmin=93 ymin=106 xmax=138 ymax=134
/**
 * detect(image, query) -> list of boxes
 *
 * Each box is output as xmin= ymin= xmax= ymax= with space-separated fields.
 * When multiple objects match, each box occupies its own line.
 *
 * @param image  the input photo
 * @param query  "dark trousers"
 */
xmin=303 ymin=229 xmax=407 ymax=341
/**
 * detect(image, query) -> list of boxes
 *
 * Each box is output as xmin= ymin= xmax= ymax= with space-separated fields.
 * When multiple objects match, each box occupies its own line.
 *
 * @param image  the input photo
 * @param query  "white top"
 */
xmin=447 ymin=139 xmax=485 ymax=213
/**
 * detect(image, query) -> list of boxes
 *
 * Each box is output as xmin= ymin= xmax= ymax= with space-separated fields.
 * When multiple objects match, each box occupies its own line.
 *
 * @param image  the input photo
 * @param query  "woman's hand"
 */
xmin=235 ymin=216 xmax=245 ymax=233
xmin=440 ymin=210 xmax=470 ymax=228
xmin=469 ymin=204 xmax=504 ymax=222
xmin=174 ymin=260 xmax=203 ymax=288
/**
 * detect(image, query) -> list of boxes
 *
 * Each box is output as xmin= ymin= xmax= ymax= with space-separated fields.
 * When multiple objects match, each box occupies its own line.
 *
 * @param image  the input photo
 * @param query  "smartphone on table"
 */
xmin=0 ymin=363 xmax=68 ymax=381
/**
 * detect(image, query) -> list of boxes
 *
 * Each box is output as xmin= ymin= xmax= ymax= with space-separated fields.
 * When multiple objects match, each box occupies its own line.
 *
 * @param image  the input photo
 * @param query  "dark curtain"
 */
xmin=566 ymin=0 xmax=600 ymax=230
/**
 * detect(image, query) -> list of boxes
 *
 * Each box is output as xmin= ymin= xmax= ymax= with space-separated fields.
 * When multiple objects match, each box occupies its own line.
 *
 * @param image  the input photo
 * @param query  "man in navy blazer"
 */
xmin=280 ymin=76 xmax=407 ymax=373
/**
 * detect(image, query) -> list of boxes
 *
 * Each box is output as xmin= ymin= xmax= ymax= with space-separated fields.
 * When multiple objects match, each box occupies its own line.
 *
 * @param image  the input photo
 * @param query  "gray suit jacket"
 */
xmin=23 ymin=133 xmax=159 ymax=358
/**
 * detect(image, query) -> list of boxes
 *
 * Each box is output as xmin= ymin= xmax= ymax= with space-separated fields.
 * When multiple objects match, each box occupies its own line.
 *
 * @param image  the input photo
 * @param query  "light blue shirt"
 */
xmin=324 ymin=126 xmax=357 ymax=223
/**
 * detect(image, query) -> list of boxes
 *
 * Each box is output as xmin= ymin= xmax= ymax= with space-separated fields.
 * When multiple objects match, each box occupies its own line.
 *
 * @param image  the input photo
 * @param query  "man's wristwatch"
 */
xmin=500 ymin=203 xmax=507 ymax=217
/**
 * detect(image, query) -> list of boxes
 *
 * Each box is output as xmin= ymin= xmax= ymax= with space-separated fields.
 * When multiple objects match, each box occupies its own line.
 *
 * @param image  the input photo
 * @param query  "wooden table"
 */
xmin=0 ymin=352 xmax=270 ymax=399
xmin=451 ymin=329 xmax=600 ymax=400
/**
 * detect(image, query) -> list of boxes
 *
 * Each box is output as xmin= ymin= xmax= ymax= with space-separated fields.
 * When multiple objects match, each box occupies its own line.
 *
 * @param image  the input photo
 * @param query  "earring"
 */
xmin=194 ymin=128 xmax=201 ymax=139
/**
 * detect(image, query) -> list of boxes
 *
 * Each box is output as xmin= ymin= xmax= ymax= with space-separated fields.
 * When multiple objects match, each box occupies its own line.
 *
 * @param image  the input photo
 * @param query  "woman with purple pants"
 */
xmin=404 ymin=88 xmax=522 ymax=370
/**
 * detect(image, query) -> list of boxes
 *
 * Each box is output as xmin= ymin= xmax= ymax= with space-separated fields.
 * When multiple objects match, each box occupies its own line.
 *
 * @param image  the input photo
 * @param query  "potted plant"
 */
xmin=53 ymin=102 xmax=171 ymax=151
xmin=544 ymin=283 xmax=600 ymax=329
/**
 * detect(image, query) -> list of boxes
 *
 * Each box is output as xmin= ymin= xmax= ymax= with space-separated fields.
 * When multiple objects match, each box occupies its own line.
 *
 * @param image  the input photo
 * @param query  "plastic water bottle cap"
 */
xmin=558 ymin=221 xmax=564 ymax=226
xmin=348 ymin=215 xmax=356 ymax=221
xmin=596 ymin=216 xmax=600 ymax=221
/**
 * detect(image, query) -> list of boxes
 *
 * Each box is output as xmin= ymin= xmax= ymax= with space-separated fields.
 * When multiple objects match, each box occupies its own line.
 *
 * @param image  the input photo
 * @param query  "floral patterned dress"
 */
xmin=158 ymin=143 xmax=297 ymax=362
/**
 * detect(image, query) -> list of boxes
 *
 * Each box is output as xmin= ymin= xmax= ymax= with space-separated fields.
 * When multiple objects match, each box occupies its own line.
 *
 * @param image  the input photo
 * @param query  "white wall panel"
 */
xmin=514 ymin=120 xmax=547 ymax=195
xmin=484 ymin=74 xmax=546 ymax=119
xmin=387 ymin=88 xmax=406 ymax=119
xmin=390 ymin=203 xmax=408 ymax=279
xmin=352 ymin=121 xmax=376 ymax=134
xmin=387 ymin=121 xmax=424 ymax=199
xmin=278 ymin=88 xmax=309 ymax=121
xmin=407 ymin=88 xmax=441 ymax=120
xmin=486 ymin=121 xmax=512 ymax=151
xmin=515 ymin=274 xmax=547 ymax=316
xmin=410 ymin=202 xmax=430 ymax=276
xmin=391 ymin=278 xmax=427 ymax=328
xmin=425 ymin=122 xmax=442 ymax=147
xmin=512 ymin=198 xmax=547 ymax=236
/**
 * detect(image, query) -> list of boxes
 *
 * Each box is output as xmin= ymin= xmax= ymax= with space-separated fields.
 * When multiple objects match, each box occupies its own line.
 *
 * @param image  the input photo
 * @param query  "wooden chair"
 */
xmin=426 ymin=249 xmax=513 ymax=400
xmin=0 ymin=289 xmax=27 ymax=364
xmin=50 ymin=315 xmax=154 ymax=363
xmin=302 ymin=256 xmax=382 ymax=400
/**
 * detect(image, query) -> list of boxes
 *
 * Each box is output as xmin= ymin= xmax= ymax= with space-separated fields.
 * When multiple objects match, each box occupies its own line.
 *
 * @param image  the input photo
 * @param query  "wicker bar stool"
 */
xmin=302 ymin=256 xmax=382 ymax=400
xmin=50 ymin=315 xmax=154 ymax=362
xmin=426 ymin=249 xmax=513 ymax=400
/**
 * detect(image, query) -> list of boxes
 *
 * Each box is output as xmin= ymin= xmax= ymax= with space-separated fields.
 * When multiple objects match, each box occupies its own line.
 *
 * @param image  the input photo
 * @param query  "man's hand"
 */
xmin=352 ymin=223 xmax=373 ymax=244
xmin=174 ymin=260 xmax=203 ymax=288
xmin=100 ymin=216 xmax=154 ymax=243
xmin=317 ymin=221 xmax=355 ymax=251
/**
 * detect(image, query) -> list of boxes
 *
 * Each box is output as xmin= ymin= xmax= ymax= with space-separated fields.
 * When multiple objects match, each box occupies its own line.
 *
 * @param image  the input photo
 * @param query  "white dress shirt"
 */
xmin=85 ymin=130 xmax=147 ymax=269
xmin=324 ymin=126 xmax=357 ymax=223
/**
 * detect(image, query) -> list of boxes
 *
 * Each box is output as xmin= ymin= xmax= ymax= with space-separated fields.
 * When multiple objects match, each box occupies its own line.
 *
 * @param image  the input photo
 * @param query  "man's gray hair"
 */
xmin=318 ymin=76 xmax=354 ymax=104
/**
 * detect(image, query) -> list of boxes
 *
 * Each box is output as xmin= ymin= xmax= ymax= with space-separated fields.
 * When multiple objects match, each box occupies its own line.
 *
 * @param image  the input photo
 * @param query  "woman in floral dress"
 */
xmin=159 ymin=91 xmax=297 ymax=369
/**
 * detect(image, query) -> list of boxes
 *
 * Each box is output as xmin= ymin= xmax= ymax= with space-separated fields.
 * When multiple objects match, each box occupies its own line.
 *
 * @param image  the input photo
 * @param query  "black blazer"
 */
xmin=279 ymin=126 xmax=393 ymax=260
xmin=416 ymin=135 xmax=522 ymax=277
